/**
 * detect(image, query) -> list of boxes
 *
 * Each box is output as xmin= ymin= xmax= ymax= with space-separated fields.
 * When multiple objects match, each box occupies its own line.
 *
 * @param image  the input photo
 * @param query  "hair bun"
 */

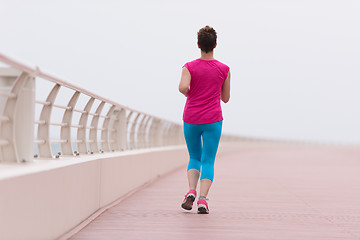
xmin=197 ymin=26 xmax=217 ymax=53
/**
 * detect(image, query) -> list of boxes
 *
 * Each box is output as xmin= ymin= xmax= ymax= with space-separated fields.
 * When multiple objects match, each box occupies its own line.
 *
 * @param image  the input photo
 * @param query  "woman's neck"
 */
xmin=200 ymin=51 xmax=215 ymax=60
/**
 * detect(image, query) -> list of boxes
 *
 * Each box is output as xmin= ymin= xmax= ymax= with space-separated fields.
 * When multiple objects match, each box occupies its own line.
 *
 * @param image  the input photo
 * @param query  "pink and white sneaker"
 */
xmin=197 ymin=198 xmax=209 ymax=214
xmin=181 ymin=189 xmax=197 ymax=210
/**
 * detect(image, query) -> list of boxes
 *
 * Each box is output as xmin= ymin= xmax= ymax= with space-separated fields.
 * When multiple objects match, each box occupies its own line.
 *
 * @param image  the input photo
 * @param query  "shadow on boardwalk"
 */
xmin=69 ymin=142 xmax=360 ymax=240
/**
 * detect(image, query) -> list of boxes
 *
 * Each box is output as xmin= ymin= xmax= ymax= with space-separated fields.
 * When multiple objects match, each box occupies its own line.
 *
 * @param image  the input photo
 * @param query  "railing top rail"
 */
xmin=0 ymin=53 xmax=177 ymax=124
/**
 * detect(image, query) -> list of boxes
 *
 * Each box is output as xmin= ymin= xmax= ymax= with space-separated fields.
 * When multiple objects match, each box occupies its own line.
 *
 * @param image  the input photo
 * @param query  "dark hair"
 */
xmin=197 ymin=26 xmax=217 ymax=53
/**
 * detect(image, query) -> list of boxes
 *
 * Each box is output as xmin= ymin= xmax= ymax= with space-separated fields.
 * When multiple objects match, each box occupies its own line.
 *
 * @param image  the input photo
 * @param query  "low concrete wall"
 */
xmin=0 ymin=146 xmax=188 ymax=240
xmin=99 ymin=147 xmax=189 ymax=207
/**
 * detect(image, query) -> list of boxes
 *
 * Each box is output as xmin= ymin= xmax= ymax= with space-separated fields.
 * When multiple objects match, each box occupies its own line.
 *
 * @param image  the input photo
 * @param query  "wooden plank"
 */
xmin=69 ymin=143 xmax=360 ymax=240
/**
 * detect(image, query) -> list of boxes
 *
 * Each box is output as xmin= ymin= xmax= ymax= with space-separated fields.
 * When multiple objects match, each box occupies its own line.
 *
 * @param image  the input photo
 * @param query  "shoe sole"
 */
xmin=181 ymin=195 xmax=195 ymax=210
xmin=197 ymin=205 xmax=209 ymax=214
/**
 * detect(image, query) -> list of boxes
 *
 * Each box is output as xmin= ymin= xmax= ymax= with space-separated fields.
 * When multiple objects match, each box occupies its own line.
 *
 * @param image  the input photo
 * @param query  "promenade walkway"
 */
xmin=69 ymin=142 xmax=360 ymax=240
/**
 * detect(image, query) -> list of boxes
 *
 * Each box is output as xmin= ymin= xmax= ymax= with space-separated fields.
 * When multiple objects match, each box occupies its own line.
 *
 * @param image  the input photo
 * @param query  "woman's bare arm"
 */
xmin=221 ymin=70 xmax=230 ymax=103
xmin=179 ymin=67 xmax=191 ymax=97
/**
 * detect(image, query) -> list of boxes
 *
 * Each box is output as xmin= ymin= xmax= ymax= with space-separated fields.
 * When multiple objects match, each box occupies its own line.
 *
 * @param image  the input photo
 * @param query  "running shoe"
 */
xmin=181 ymin=189 xmax=197 ymax=210
xmin=197 ymin=198 xmax=209 ymax=214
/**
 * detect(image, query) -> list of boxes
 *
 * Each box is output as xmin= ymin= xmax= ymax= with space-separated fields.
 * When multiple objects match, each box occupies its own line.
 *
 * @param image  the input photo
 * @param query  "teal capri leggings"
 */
xmin=183 ymin=120 xmax=222 ymax=182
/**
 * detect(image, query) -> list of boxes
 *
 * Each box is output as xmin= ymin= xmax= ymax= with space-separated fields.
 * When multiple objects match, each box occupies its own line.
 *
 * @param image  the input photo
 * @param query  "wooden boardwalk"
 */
xmin=69 ymin=142 xmax=360 ymax=240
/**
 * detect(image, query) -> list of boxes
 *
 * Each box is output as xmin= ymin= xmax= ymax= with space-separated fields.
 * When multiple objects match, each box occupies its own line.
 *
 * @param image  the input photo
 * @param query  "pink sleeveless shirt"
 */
xmin=183 ymin=59 xmax=230 ymax=124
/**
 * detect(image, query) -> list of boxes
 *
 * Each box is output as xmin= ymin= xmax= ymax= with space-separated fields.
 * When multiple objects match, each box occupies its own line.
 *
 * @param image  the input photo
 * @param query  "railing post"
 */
xmin=174 ymin=125 xmax=182 ymax=145
xmin=148 ymin=118 xmax=156 ymax=147
xmin=155 ymin=119 xmax=162 ymax=147
xmin=60 ymin=91 xmax=80 ymax=155
xmin=0 ymin=68 xmax=35 ymax=162
xmin=169 ymin=124 xmax=176 ymax=145
xmin=37 ymin=84 xmax=60 ymax=158
xmin=166 ymin=124 xmax=174 ymax=146
xmin=151 ymin=119 xmax=161 ymax=147
xmin=89 ymin=101 xmax=105 ymax=153
xmin=161 ymin=122 xmax=170 ymax=147
xmin=101 ymin=105 xmax=115 ymax=152
xmin=174 ymin=125 xmax=179 ymax=145
xmin=108 ymin=107 xmax=119 ymax=151
xmin=77 ymin=97 xmax=95 ymax=154
xmin=145 ymin=117 xmax=153 ymax=148
xmin=169 ymin=124 xmax=176 ymax=146
xmin=126 ymin=111 xmax=134 ymax=149
xmin=144 ymin=116 xmax=152 ymax=148
xmin=129 ymin=112 xmax=140 ymax=149
xmin=138 ymin=115 xmax=149 ymax=149
xmin=113 ymin=108 xmax=127 ymax=151
xmin=157 ymin=120 xmax=166 ymax=147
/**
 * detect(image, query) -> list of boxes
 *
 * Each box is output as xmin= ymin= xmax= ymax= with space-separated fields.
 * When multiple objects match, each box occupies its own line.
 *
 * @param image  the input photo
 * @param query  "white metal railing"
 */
xmin=0 ymin=53 xmax=186 ymax=163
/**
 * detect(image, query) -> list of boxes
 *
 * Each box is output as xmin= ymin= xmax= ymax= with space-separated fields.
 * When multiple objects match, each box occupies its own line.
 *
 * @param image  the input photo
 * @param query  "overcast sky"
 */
xmin=1 ymin=0 xmax=359 ymax=144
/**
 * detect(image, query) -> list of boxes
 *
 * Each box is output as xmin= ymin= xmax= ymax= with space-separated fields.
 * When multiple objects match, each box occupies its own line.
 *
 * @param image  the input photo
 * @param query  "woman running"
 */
xmin=179 ymin=25 xmax=230 ymax=214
